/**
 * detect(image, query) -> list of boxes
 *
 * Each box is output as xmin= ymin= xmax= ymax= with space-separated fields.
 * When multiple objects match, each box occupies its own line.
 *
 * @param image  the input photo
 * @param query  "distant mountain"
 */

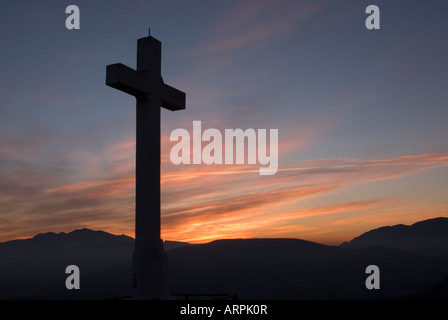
xmin=1 ymin=221 xmax=448 ymax=299
xmin=1 ymin=228 xmax=189 ymax=251
xmin=0 ymin=229 xmax=189 ymax=299
xmin=340 ymin=217 xmax=448 ymax=258
xmin=30 ymin=228 xmax=134 ymax=245
xmin=168 ymin=238 xmax=448 ymax=299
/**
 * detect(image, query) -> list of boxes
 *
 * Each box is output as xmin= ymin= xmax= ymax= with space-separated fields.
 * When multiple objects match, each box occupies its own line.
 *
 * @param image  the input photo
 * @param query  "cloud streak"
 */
xmin=1 ymin=120 xmax=447 ymax=244
xmin=180 ymin=0 xmax=330 ymax=57
xmin=159 ymin=152 xmax=448 ymax=242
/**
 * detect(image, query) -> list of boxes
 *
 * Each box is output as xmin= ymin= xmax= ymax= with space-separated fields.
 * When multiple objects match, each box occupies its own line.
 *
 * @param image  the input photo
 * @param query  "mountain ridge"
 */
xmin=340 ymin=217 xmax=448 ymax=258
xmin=1 ymin=217 xmax=448 ymax=299
xmin=1 ymin=228 xmax=189 ymax=251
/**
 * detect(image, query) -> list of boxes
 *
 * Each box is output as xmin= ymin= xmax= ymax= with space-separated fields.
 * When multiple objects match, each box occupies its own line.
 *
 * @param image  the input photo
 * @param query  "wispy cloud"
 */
xmin=159 ymin=152 xmax=448 ymax=242
xmin=1 ymin=120 xmax=447 ymax=244
xmin=178 ymin=0 xmax=330 ymax=57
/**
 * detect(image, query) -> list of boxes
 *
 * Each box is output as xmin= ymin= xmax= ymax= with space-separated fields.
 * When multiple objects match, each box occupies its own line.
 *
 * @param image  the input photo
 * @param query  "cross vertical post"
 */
xmin=106 ymin=31 xmax=185 ymax=299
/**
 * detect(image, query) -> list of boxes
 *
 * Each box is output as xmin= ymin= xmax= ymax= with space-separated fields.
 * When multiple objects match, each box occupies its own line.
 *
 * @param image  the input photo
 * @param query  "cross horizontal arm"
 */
xmin=161 ymin=83 xmax=186 ymax=111
xmin=106 ymin=63 xmax=149 ymax=97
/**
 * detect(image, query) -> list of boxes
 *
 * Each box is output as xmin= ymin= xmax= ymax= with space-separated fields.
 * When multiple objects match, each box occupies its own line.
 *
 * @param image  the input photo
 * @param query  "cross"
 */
xmin=106 ymin=30 xmax=185 ymax=299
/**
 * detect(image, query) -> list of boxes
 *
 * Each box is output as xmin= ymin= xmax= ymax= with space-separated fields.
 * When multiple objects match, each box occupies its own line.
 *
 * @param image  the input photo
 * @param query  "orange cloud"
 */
xmin=1 ymin=125 xmax=447 ymax=245
xmin=160 ymin=152 xmax=448 ymax=243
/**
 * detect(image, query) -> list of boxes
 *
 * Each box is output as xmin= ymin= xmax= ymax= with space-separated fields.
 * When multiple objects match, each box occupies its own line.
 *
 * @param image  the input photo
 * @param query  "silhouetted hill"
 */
xmin=1 ymin=223 xmax=448 ymax=299
xmin=31 ymin=228 xmax=133 ymax=245
xmin=402 ymin=277 xmax=448 ymax=300
xmin=0 ymin=229 xmax=189 ymax=299
xmin=340 ymin=217 xmax=448 ymax=258
xmin=168 ymin=238 xmax=448 ymax=299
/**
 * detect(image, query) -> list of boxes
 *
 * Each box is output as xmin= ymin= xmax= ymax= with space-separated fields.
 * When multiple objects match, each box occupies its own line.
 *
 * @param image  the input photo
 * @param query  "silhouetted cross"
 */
xmin=106 ymin=31 xmax=185 ymax=299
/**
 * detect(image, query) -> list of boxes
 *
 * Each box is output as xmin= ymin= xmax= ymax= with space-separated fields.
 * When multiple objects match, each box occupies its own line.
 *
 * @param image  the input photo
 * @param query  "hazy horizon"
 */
xmin=3 ymin=216 xmax=447 ymax=247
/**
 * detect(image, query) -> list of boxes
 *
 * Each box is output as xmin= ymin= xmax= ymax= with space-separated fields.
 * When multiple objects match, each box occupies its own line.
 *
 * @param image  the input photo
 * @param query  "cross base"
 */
xmin=131 ymin=238 xmax=170 ymax=299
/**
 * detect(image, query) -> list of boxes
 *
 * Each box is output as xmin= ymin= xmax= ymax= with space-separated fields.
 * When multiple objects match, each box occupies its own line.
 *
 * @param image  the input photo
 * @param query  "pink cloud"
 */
xmin=178 ymin=0 xmax=330 ymax=58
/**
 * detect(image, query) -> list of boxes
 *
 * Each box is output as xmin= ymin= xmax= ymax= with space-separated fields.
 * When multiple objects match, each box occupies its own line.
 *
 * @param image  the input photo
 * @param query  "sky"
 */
xmin=0 ymin=0 xmax=447 ymax=245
